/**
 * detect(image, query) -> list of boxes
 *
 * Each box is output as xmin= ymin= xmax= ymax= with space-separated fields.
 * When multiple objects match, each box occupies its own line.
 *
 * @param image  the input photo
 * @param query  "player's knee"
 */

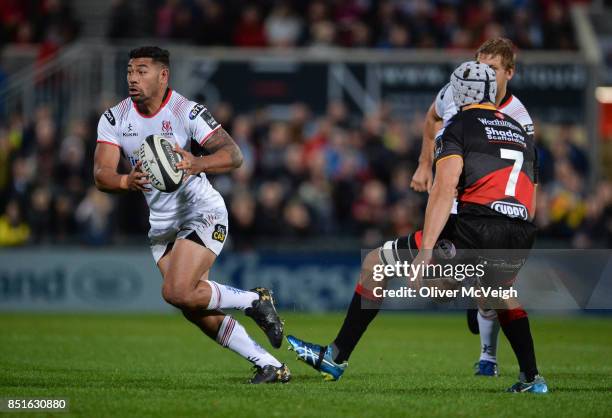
xmin=361 ymin=249 xmax=380 ymax=272
xmin=478 ymin=308 xmax=497 ymax=320
xmin=162 ymin=283 xmax=191 ymax=309
xmin=359 ymin=249 xmax=381 ymax=283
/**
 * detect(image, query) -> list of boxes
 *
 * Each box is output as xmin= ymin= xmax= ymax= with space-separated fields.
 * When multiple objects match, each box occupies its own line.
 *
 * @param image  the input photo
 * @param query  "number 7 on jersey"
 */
xmin=500 ymin=148 xmax=523 ymax=197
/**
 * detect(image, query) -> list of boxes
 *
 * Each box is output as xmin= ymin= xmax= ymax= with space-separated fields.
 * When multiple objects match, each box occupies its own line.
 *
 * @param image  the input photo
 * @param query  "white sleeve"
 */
xmin=186 ymin=102 xmax=222 ymax=145
xmin=508 ymin=98 xmax=535 ymax=137
xmin=522 ymin=113 xmax=535 ymax=137
xmin=96 ymin=109 xmax=121 ymax=148
xmin=434 ymin=83 xmax=452 ymax=119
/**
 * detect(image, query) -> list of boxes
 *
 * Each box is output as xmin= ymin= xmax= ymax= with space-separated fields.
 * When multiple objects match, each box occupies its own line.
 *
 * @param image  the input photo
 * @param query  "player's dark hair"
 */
xmin=129 ymin=46 xmax=170 ymax=68
xmin=475 ymin=37 xmax=516 ymax=70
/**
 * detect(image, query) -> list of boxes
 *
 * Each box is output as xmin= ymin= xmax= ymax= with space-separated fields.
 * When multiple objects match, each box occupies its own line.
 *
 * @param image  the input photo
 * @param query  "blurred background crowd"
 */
xmin=1 ymin=0 xmax=578 ymax=53
xmin=108 ymin=0 xmax=578 ymax=50
xmin=0 ymin=0 xmax=609 ymax=250
xmin=0 ymin=0 xmax=80 ymax=60
xmin=1 ymin=99 xmax=610 ymax=249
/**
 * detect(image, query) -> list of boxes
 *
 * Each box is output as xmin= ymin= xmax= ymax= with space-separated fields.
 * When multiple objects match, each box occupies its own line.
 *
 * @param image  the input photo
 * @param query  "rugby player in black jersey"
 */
xmin=287 ymin=61 xmax=548 ymax=394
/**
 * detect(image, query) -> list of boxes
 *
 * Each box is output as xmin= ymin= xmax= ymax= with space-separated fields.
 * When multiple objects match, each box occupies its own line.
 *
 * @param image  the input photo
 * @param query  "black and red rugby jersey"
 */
xmin=434 ymin=103 xmax=538 ymax=221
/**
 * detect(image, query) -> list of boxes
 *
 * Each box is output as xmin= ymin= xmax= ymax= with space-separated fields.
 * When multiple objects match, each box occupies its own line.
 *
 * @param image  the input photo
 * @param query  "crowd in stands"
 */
xmin=0 ymin=0 xmax=582 ymax=54
xmin=108 ymin=0 xmax=578 ymax=50
xmin=1 ymin=0 xmax=607 ymax=249
xmin=0 ymin=0 xmax=80 ymax=61
xmin=0 ymin=99 xmax=609 ymax=249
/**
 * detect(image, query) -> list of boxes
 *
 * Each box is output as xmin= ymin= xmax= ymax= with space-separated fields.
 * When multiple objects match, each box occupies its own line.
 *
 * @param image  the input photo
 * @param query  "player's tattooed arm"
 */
xmin=202 ymin=128 xmax=244 ymax=171
xmin=175 ymin=128 xmax=243 ymax=175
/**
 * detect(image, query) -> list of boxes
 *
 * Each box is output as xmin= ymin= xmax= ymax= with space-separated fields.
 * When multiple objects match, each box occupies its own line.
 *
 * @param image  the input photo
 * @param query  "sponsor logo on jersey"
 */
xmin=161 ymin=120 xmax=173 ymax=137
xmin=477 ymin=117 xmax=522 ymax=132
xmin=189 ymin=103 xmax=205 ymax=120
xmin=200 ymin=108 xmax=219 ymax=130
xmin=524 ymin=123 xmax=535 ymax=136
xmin=491 ymin=201 xmax=528 ymax=220
xmin=104 ymin=109 xmax=116 ymax=126
xmin=123 ymin=123 xmax=138 ymax=137
xmin=212 ymin=224 xmax=226 ymax=243
xmin=484 ymin=127 xmax=526 ymax=147
xmin=127 ymin=150 xmax=139 ymax=167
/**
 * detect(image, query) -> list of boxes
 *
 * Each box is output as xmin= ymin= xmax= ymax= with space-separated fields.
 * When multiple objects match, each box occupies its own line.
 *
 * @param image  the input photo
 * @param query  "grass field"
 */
xmin=1 ymin=313 xmax=611 ymax=418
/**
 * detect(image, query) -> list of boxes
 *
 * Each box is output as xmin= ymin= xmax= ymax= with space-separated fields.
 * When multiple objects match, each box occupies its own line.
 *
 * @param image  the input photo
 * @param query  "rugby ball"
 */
xmin=138 ymin=135 xmax=184 ymax=192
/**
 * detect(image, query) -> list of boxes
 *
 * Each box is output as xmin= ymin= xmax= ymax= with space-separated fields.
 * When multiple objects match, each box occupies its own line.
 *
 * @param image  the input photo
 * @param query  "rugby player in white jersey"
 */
xmin=410 ymin=38 xmax=535 ymax=377
xmin=93 ymin=46 xmax=290 ymax=384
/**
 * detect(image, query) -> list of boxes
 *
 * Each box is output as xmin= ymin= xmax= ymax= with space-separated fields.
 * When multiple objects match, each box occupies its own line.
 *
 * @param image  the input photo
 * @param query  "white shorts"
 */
xmin=149 ymin=204 xmax=228 ymax=264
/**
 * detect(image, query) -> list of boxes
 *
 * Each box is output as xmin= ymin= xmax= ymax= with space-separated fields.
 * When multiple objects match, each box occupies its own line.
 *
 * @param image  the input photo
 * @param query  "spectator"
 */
xmin=255 ymin=181 xmax=285 ymax=236
xmin=308 ymin=21 xmax=337 ymax=51
xmin=352 ymin=179 xmax=388 ymax=235
xmin=107 ymin=0 xmax=136 ymax=39
xmin=229 ymin=191 xmax=257 ymax=250
xmin=0 ymin=199 xmax=30 ymax=246
xmin=260 ymin=122 xmax=291 ymax=179
xmin=546 ymin=161 xmax=586 ymax=238
xmin=377 ymin=23 xmax=412 ymax=49
xmin=29 ymin=186 xmax=53 ymax=243
xmin=282 ymin=199 xmax=313 ymax=238
xmin=542 ymin=2 xmax=575 ymax=49
xmin=193 ymin=0 xmax=231 ymax=46
xmin=156 ymin=0 xmax=178 ymax=38
xmin=233 ymin=5 xmax=266 ymax=48
xmin=264 ymin=2 xmax=302 ymax=48
xmin=75 ymin=186 xmax=114 ymax=246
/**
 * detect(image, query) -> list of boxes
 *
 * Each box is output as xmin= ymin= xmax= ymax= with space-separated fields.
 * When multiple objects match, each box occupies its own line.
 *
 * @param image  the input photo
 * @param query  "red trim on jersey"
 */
xmin=97 ymin=139 xmax=121 ymax=148
xmin=414 ymin=230 xmax=423 ymax=250
xmin=132 ymin=89 xmax=173 ymax=118
xmin=498 ymin=95 xmax=513 ymax=110
xmin=460 ymin=167 xmax=535 ymax=216
xmin=199 ymin=125 xmax=222 ymax=145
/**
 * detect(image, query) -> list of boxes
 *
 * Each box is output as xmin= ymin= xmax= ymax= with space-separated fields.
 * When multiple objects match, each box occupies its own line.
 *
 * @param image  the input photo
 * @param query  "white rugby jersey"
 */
xmin=434 ymin=83 xmax=535 ymax=136
xmin=96 ymin=89 xmax=223 ymax=230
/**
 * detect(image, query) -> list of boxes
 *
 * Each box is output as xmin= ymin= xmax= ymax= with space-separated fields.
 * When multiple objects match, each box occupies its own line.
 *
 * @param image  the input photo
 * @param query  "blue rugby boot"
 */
xmin=474 ymin=360 xmax=499 ymax=376
xmin=506 ymin=375 xmax=549 ymax=393
xmin=286 ymin=335 xmax=347 ymax=381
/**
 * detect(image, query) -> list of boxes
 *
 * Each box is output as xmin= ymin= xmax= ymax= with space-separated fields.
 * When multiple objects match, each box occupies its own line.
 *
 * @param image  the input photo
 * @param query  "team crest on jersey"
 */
xmin=161 ymin=120 xmax=173 ymax=137
xmin=212 ymin=224 xmax=226 ymax=243
xmin=104 ymin=109 xmax=116 ymax=126
xmin=189 ymin=103 xmax=205 ymax=120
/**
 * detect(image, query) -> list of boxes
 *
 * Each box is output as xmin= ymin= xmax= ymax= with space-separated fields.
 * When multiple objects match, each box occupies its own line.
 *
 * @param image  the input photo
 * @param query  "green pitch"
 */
xmin=1 ymin=313 xmax=611 ymax=417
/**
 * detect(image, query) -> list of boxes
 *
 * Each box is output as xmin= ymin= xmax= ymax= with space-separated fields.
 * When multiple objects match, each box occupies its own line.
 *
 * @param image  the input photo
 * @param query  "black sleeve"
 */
xmin=434 ymin=115 xmax=464 ymax=164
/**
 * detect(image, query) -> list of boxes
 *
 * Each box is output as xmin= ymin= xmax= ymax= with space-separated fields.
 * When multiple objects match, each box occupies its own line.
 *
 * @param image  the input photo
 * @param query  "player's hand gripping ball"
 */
xmin=138 ymin=135 xmax=184 ymax=192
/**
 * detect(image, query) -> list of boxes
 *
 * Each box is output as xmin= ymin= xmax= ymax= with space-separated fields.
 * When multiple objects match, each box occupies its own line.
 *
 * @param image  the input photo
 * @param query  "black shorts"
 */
xmin=379 ymin=205 xmax=537 ymax=285
xmin=160 ymin=230 xmax=207 ymax=260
